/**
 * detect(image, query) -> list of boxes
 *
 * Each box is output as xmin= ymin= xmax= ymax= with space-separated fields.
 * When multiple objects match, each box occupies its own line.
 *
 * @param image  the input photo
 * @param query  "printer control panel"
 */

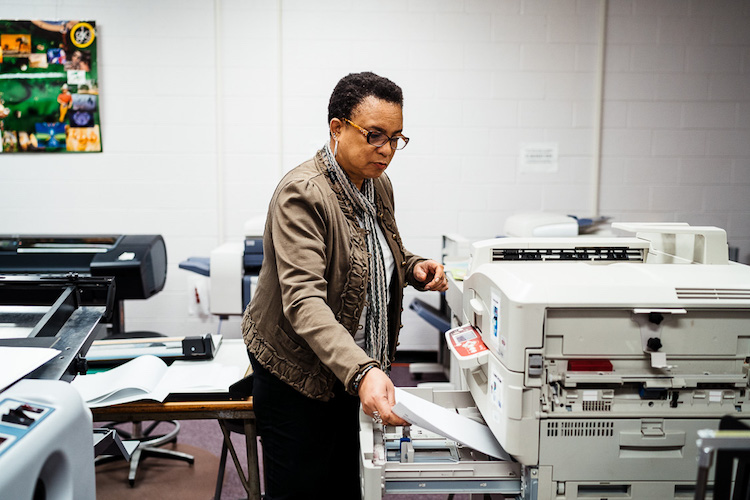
xmin=0 ymin=398 xmax=54 ymax=458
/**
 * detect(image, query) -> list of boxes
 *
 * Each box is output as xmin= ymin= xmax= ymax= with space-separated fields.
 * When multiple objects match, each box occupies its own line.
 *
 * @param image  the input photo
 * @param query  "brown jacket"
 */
xmin=241 ymin=150 xmax=426 ymax=401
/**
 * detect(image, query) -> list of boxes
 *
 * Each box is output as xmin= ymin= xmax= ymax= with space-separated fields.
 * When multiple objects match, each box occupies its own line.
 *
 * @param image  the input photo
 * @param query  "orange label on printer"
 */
xmin=448 ymin=325 xmax=488 ymax=358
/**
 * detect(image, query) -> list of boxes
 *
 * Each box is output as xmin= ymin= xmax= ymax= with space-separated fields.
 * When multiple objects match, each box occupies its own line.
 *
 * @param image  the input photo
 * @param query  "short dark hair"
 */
xmin=327 ymin=72 xmax=403 ymax=124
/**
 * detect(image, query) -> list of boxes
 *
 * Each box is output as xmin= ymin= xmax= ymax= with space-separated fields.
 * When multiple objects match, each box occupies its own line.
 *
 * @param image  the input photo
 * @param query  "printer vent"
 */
xmin=546 ymin=421 xmax=614 ymax=438
xmin=582 ymin=401 xmax=612 ymax=412
xmin=676 ymin=288 xmax=750 ymax=300
xmin=491 ymin=247 xmax=644 ymax=262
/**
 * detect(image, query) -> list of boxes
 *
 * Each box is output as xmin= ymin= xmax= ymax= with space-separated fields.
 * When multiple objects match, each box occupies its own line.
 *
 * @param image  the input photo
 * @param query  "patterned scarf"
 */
xmin=321 ymin=142 xmax=389 ymax=368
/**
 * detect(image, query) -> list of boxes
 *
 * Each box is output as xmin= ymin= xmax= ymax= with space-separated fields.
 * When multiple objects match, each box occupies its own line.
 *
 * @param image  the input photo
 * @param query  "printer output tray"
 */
xmin=359 ymin=388 xmax=521 ymax=499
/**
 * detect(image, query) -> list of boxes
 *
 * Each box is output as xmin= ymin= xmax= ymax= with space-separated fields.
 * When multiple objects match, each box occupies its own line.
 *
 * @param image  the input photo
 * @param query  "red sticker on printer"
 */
xmin=448 ymin=325 xmax=488 ymax=358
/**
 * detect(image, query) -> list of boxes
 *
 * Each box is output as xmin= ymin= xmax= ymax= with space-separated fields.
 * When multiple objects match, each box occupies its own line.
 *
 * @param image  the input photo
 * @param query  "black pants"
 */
xmin=250 ymin=354 xmax=362 ymax=500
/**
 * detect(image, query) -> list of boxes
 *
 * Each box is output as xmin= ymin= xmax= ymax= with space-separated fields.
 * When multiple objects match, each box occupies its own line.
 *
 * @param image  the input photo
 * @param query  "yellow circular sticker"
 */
xmin=70 ymin=22 xmax=95 ymax=49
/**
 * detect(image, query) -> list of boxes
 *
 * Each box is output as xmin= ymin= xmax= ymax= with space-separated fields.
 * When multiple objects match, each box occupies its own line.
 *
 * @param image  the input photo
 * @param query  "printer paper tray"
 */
xmin=360 ymin=388 xmax=522 ymax=499
xmin=380 ymin=461 xmax=521 ymax=496
xmin=363 ymin=436 xmax=522 ymax=497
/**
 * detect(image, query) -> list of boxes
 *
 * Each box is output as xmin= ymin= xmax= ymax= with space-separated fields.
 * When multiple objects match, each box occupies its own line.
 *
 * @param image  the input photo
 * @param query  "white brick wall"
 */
xmin=0 ymin=0 xmax=748 ymax=349
xmin=601 ymin=0 xmax=750 ymax=267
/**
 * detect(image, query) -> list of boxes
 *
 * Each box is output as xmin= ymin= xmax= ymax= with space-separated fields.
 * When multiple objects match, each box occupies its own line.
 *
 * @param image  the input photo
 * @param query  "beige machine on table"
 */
xmin=361 ymin=223 xmax=750 ymax=499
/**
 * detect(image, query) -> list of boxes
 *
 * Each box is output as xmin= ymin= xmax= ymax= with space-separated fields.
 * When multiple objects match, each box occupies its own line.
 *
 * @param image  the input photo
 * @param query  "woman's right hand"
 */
xmin=358 ymin=367 xmax=408 ymax=427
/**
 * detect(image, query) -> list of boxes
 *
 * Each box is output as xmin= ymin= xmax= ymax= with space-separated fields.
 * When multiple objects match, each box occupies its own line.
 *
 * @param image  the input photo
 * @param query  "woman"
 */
xmin=242 ymin=71 xmax=448 ymax=499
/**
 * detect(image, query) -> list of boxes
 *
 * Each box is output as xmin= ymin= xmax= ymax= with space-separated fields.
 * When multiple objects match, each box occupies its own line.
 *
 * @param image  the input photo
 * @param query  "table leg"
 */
xmin=243 ymin=419 xmax=261 ymax=500
xmin=218 ymin=419 xmax=261 ymax=500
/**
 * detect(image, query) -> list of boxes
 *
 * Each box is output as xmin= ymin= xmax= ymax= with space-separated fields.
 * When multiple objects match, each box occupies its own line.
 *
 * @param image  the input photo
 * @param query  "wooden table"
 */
xmin=92 ymin=393 xmax=259 ymax=499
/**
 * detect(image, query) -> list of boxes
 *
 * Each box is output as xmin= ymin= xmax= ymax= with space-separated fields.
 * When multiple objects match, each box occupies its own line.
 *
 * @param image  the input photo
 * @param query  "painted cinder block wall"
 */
xmin=0 ymin=0 xmax=748 ymax=349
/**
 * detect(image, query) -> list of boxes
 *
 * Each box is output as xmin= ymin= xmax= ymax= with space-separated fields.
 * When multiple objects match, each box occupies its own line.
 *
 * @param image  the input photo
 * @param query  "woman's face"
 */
xmin=330 ymin=96 xmax=403 ymax=190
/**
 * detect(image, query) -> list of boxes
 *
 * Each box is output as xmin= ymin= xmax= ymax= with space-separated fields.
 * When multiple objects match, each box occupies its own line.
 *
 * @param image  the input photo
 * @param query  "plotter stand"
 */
xmin=0 ymin=274 xmax=120 ymax=500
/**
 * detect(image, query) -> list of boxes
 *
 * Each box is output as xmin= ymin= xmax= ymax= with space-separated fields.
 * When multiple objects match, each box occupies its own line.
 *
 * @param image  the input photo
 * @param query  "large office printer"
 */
xmin=361 ymin=223 xmax=750 ymax=499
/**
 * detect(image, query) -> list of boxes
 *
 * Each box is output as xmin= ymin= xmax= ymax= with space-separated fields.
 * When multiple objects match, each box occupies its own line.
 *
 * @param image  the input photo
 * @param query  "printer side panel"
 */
xmin=462 ymin=269 xmax=544 ymax=464
xmin=463 ymin=267 xmax=545 ymax=374
xmin=539 ymin=417 xmax=716 ymax=482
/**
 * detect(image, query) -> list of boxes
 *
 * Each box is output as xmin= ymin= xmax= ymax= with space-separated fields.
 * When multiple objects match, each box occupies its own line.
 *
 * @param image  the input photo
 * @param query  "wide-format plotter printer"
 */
xmin=361 ymin=223 xmax=750 ymax=499
xmin=0 ymin=234 xmax=174 ymax=499
xmin=0 ymin=234 xmax=167 ymax=334
xmin=179 ymin=224 xmax=263 ymax=317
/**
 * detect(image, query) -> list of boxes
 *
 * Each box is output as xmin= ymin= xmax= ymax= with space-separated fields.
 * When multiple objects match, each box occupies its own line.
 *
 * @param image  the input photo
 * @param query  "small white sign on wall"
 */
xmin=519 ymin=143 xmax=558 ymax=173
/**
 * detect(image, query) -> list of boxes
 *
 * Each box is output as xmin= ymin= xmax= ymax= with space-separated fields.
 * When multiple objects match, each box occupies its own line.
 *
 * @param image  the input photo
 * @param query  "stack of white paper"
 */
xmin=71 ymin=355 xmax=171 ymax=407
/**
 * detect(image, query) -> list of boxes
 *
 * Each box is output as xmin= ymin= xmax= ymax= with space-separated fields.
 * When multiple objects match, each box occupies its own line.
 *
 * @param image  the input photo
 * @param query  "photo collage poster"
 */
xmin=0 ymin=20 xmax=101 ymax=153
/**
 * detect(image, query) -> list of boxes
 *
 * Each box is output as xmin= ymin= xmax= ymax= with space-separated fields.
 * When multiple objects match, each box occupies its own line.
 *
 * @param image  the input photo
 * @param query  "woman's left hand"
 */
xmin=413 ymin=259 xmax=449 ymax=292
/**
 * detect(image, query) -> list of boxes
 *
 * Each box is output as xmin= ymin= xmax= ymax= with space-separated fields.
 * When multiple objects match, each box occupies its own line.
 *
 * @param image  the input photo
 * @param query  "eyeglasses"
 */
xmin=343 ymin=118 xmax=409 ymax=150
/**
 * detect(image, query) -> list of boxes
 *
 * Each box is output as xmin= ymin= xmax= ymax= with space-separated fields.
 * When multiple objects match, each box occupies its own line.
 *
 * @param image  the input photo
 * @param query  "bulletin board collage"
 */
xmin=0 ymin=20 xmax=102 ymax=153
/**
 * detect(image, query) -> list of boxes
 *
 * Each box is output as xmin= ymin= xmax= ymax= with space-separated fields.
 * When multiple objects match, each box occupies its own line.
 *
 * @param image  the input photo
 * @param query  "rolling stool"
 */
xmin=96 ymin=420 xmax=195 ymax=486
xmin=94 ymin=331 xmax=195 ymax=486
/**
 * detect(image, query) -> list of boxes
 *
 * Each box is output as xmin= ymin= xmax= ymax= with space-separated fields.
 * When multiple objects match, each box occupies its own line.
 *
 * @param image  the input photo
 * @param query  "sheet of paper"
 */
xmin=0 ymin=325 xmax=34 ymax=340
xmin=0 ymin=346 xmax=60 ymax=390
xmin=164 ymin=360 xmax=243 ymax=394
xmin=392 ymin=388 xmax=512 ymax=461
